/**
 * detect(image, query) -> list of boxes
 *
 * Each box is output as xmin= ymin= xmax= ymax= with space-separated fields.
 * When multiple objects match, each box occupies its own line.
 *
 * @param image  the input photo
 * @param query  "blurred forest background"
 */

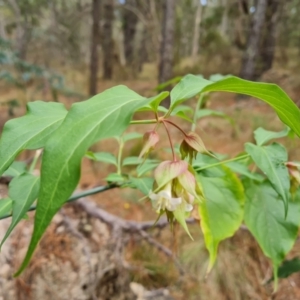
xmin=1 ymin=1 xmax=300 ymax=300
xmin=1 ymin=0 xmax=300 ymax=104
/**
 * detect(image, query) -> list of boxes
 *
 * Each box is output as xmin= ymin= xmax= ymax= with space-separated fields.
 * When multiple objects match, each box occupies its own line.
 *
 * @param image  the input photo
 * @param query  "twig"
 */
xmin=75 ymin=198 xmax=195 ymax=233
xmin=138 ymin=229 xmax=185 ymax=276
xmin=0 ymin=183 xmax=118 ymax=220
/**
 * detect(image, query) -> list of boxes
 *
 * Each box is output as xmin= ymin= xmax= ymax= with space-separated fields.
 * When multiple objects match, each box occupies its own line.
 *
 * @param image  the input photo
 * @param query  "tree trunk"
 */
xmin=233 ymin=0 xmax=249 ymax=50
xmin=220 ymin=0 xmax=229 ymax=40
xmin=123 ymin=0 xmax=138 ymax=65
xmin=102 ymin=0 xmax=114 ymax=80
xmin=158 ymin=0 xmax=175 ymax=84
xmin=255 ymin=0 xmax=280 ymax=76
xmin=89 ymin=0 xmax=101 ymax=96
xmin=239 ymin=0 xmax=268 ymax=80
xmin=135 ymin=22 xmax=148 ymax=72
xmin=191 ymin=0 xmax=203 ymax=60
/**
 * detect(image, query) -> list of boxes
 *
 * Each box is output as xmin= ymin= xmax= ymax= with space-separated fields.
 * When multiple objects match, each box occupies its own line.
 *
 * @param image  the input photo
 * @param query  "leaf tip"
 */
xmin=206 ymin=254 xmax=216 ymax=275
xmin=14 ymin=266 xmax=24 ymax=277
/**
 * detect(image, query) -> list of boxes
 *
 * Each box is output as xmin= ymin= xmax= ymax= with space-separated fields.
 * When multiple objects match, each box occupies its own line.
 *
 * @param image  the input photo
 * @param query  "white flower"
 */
xmin=185 ymin=203 xmax=193 ymax=212
xmin=149 ymin=183 xmax=182 ymax=212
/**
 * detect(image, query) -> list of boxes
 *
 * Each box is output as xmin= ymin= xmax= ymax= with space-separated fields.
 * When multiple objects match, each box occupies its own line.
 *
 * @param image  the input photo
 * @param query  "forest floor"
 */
xmin=0 ymin=67 xmax=300 ymax=300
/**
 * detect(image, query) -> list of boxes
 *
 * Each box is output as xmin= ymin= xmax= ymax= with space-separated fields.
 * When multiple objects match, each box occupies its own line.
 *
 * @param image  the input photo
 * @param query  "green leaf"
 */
xmin=155 ymin=76 xmax=182 ymax=92
xmin=0 ymin=101 xmax=67 ymax=176
xmin=276 ymin=257 xmax=300 ymax=280
xmin=137 ymin=92 xmax=169 ymax=112
xmin=254 ymin=127 xmax=290 ymax=146
xmin=0 ymin=198 xmax=12 ymax=218
xmin=22 ymin=213 xmax=29 ymax=220
xmin=173 ymin=202 xmax=193 ymax=240
xmin=130 ymin=176 xmax=154 ymax=195
xmin=245 ymin=143 xmax=290 ymax=213
xmin=193 ymin=154 xmax=225 ymax=177
xmin=148 ymin=92 xmax=169 ymax=112
xmin=122 ymin=156 xmax=142 ymax=166
xmin=123 ymin=132 xmax=143 ymax=142
xmin=193 ymin=153 xmax=219 ymax=168
xmin=3 ymin=161 xmax=27 ymax=177
xmin=171 ymin=105 xmax=194 ymax=122
xmin=173 ymin=111 xmax=194 ymax=123
xmin=196 ymin=109 xmax=234 ymax=125
xmin=171 ymin=105 xmax=194 ymax=115
xmin=170 ymin=75 xmax=300 ymax=137
xmin=85 ymin=151 xmax=97 ymax=160
xmin=198 ymin=167 xmax=244 ymax=272
xmin=209 ymin=74 xmax=229 ymax=82
xmin=225 ymin=161 xmax=264 ymax=181
xmin=137 ymin=160 xmax=160 ymax=177
xmin=87 ymin=151 xmax=117 ymax=166
xmin=244 ymin=181 xmax=300 ymax=289
xmin=171 ymin=75 xmax=211 ymax=105
xmin=0 ymin=174 xmax=39 ymax=249
xmin=15 ymin=86 xmax=155 ymax=276
xmin=157 ymin=106 xmax=169 ymax=113
xmin=106 ymin=173 xmax=126 ymax=183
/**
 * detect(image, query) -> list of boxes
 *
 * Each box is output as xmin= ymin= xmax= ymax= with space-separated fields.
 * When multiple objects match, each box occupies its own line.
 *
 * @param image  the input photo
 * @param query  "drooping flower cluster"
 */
xmin=138 ymin=123 xmax=206 ymax=217
xmin=149 ymin=160 xmax=202 ymax=214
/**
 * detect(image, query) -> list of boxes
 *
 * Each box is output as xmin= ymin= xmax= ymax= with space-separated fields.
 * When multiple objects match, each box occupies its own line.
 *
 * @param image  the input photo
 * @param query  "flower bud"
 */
xmin=180 ymin=131 xmax=209 ymax=163
xmin=139 ymin=130 xmax=159 ymax=159
xmin=154 ymin=160 xmax=188 ymax=188
xmin=286 ymin=162 xmax=300 ymax=185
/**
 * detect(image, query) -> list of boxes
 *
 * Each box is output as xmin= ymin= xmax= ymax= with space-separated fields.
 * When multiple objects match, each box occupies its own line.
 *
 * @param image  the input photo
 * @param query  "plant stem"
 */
xmin=117 ymin=140 xmax=124 ymax=175
xmin=29 ymin=149 xmax=42 ymax=173
xmin=130 ymin=119 xmax=157 ymax=125
xmin=195 ymin=154 xmax=250 ymax=171
xmin=0 ymin=184 xmax=119 ymax=221
xmin=192 ymin=93 xmax=205 ymax=132
xmin=164 ymin=108 xmax=172 ymax=119
xmin=164 ymin=120 xmax=188 ymax=137
xmin=162 ymin=120 xmax=176 ymax=161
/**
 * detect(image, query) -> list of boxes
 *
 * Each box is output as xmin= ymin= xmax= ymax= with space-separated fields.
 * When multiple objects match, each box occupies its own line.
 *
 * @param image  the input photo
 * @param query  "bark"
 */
xmin=135 ymin=22 xmax=148 ymax=72
xmin=149 ymin=0 xmax=161 ymax=61
xmin=255 ymin=0 xmax=280 ymax=76
xmin=240 ymin=0 xmax=268 ymax=80
xmin=179 ymin=7 xmax=190 ymax=57
xmin=158 ymin=0 xmax=175 ymax=84
xmin=191 ymin=0 xmax=203 ymax=59
xmin=102 ymin=0 xmax=114 ymax=80
xmin=233 ymin=0 xmax=249 ymax=50
xmin=220 ymin=0 xmax=229 ymax=40
xmin=89 ymin=0 xmax=101 ymax=96
xmin=123 ymin=0 xmax=138 ymax=65
xmin=134 ymin=0 xmax=160 ymax=62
